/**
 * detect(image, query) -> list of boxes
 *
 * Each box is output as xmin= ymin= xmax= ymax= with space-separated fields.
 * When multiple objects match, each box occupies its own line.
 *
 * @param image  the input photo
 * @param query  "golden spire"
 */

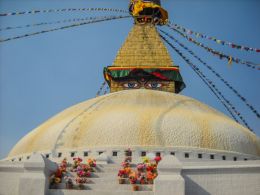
xmin=113 ymin=24 xmax=174 ymax=67
xmin=103 ymin=1 xmax=185 ymax=94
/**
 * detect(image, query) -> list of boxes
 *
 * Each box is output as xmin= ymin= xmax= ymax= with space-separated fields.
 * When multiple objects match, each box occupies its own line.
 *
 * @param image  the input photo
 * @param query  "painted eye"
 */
xmin=147 ymin=82 xmax=162 ymax=89
xmin=123 ymin=82 xmax=139 ymax=89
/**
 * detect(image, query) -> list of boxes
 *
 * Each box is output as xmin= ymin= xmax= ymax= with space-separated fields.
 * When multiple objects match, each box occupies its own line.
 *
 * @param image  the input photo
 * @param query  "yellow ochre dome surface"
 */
xmin=8 ymin=89 xmax=260 ymax=158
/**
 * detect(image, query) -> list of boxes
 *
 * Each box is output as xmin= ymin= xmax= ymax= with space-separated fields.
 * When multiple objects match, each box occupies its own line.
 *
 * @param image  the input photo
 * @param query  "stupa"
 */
xmin=1 ymin=1 xmax=260 ymax=195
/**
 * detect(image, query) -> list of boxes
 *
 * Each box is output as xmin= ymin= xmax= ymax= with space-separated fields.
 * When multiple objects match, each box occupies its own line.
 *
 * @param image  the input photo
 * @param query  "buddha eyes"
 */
xmin=146 ymin=82 xmax=162 ymax=89
xmin=123 ymin=82 xmax=140 ymax=89
xmin=122 ymin=80 xmax=163 ymax=89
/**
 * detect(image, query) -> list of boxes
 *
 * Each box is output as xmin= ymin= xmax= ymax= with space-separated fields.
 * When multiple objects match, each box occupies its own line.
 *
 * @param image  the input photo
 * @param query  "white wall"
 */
xmin=0 ymin=162 xmax=24 ymax=195
xmin=182 ymin=161 xmax=260 ymax=195
xmin=1 ymin=155 xmax=260 ymax=195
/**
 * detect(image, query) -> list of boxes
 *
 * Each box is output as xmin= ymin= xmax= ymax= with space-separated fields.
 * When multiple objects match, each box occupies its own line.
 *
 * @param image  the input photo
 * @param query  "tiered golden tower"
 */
xmin=104 ymin=0 xmax=185 ymax=93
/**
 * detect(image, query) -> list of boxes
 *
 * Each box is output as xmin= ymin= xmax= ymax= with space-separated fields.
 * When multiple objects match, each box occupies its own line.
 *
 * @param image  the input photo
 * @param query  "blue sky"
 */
xmin=0 ymin=0 xmax=259 ymax=159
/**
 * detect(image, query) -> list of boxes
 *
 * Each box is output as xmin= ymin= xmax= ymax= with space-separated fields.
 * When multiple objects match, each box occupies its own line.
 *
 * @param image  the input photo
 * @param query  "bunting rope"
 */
xmin=103 ymin=86 xmax=110 ymax=95
xmin=0 ymin=17 xmax=96 ymax=32
xmin=161 ymin=34 xmax=253 ymax=130
xmin=166 ymin=24 xmax=260 ymax=70
xmin=0 ymin=15 xmax=131 ymax=43
xmin=160 ymin=29 xmax=260 ymax=119
xmin=160 ymin=34 xmax=253 ymax=131
xmin=161 ymin=34 xmax=239 ymax=124
xmin=0 ymin=8 xmax=128 ymax=17
xmin=96 ymin=81 xmax=106 ymax=97
xmin=168 ymin=22 xmax=260 ymax=53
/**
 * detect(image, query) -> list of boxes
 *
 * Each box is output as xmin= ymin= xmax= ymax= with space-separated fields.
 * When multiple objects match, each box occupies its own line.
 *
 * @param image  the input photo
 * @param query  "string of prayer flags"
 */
xmin=160 ymin=34 xmax=254 ymax=132
xmin=166 ymin=24 xmax=260 ymax=70
xmin=168 ymin=22 xmax=260 ymax=53
xmin=96 ymin=81 xmax=107 ymax=97
xmin=0 ymin=15 xmax=130 ymax=43
xmin=103 ymin=86 xmax=110 ymax=95
xmin=159 ymin=29 xmax=260 ymax=119
xmin=0 ymin=17 xmax=96 ymax=32
xmin=0 ymin=8 xmax=128 ymax=17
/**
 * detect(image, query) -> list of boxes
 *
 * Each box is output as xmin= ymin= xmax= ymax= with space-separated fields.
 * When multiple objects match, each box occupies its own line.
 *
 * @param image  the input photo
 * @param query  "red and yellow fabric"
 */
xmin=104 ymin=66 xmax=181 ymax=80
xmin=129 ymin=0 xmax=168 ymax=22
xmin=131 ymin=0 xmax=160 ymax=16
